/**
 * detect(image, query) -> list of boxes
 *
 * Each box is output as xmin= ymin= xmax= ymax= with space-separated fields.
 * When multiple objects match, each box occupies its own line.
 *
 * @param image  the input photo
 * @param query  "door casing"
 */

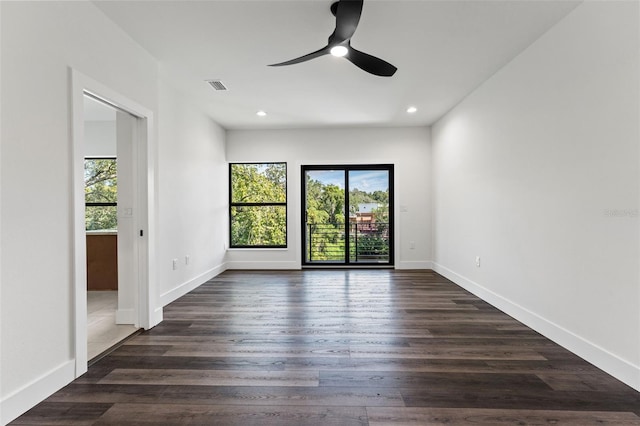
xmin=71 ymin=68 xmax=159 ymax=377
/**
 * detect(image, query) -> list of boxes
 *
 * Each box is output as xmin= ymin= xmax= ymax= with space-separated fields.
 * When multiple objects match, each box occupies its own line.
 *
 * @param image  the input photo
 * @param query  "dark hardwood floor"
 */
xmin=13 ymin=270 xmax=640 ymax=425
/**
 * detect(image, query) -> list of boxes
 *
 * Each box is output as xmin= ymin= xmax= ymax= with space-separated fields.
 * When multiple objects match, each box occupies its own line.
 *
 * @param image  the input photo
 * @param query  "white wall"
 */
xmin=84 ymin=95 xmax=116 ymax=157
xmin=226 ymin=127 xmax=431 ymax=269
xmin=0 ymin=2 xmax=227 ymax=422
xmin=156 ymin=76 xmax=228 ymax=306
xmin=432 ymin=1 xmax=639 ymax=390
xmin=85 ymin=121 xmax=116 ymax=157
xmin=0 ymin=3 xmax=158 ymax=422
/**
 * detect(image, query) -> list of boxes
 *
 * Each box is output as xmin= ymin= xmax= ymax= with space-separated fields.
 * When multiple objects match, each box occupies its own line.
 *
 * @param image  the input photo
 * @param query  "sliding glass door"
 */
xmin=302 ymin=165 xmax=393 ymax=266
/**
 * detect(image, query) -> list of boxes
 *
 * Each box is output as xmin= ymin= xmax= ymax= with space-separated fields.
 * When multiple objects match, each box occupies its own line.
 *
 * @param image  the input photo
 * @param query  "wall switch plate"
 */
xmin=185 ymin=255 xmax=190 ymax=265
xmin=172 ymin=259 xmax=178 ymax=270
xmin=410 ymin=241 xmax=415 ymax=249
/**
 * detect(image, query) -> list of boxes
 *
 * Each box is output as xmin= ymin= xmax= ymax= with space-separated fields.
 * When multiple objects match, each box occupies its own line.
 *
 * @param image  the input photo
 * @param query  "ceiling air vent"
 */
xmin=206 ymin=80 xmax=228 ymax=91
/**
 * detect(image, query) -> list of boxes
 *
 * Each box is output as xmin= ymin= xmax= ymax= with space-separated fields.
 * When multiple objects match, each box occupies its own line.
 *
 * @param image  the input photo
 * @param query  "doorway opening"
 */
xmin=72 ymin=68 xmax=157 ymax=378
xmin=302 ymin=164 xmax=394 ymax=267
xmin=83 ymin=95 xmax=138 ymax=360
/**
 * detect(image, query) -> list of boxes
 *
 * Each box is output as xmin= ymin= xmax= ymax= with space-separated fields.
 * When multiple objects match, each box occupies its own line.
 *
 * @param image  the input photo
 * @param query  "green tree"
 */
xmin=231 ymin=163 xmax=287 ymax=247
xmin=348 ymin=188 xmax=375 ymax=215
xmin=304 ymin=177 xmax=348 ymax=261
xmin=85 ymin=159 xmax=117 ymax=231
xmin=371 ymin=190 xmax=389 ymax=204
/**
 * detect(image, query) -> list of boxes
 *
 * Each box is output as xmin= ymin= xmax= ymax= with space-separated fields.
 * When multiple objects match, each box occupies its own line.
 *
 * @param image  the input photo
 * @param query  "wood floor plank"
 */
xmin=46 ymin=384 xmax=403 ymax=407
xmin=536 ymin=372 xmax=639 ymax=392
xmin=400 ymin=387 xmax=640 ymax=412
xmin=45 ymin=384 xmax=168 ymax=404
xmin=366 ymin=407 xmax=640 ymax=425
xmin=96 ymin=355 xmax=288 ymax=371
xmin=319 ymin=370 xmax=552 ymax=391
xmin=157 ymin=385 xmax=404 ymax=407
xmin=163 ymin=343 xmax=351 ymax=358
xmin=93 ymin=403 xmax=368 ymax=426
xmin=108 ymin=344 xmax=172 ymax=356
xmin=348 ymin=345 xmax=547 ymax=360
xmin=286 ymin=357 xmax=492 ymax=373
xmin=11 ymin=270 xmax=640 ymax=425
xmin=10 ymin=402 xmax=113 ymax=425
xmin=99 ymin=368 xmax=320 ymax=387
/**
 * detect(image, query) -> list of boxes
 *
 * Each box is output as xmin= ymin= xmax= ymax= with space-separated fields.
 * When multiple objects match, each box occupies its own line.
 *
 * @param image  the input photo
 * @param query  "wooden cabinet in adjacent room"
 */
xmin=86 ymin=232 xmax=118 ymax=290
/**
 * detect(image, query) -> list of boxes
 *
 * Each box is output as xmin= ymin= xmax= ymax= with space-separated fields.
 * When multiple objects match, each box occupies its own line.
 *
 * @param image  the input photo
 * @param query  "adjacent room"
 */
xmin=1 ymin=0 xmax=638 ymax=424
xmin=83 ymin=94 xmax=139 ymax=361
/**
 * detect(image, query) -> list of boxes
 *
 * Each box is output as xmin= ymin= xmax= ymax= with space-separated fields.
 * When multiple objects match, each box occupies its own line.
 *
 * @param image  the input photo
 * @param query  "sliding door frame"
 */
xmin=301 ymin=164 xmax=394 ymax=267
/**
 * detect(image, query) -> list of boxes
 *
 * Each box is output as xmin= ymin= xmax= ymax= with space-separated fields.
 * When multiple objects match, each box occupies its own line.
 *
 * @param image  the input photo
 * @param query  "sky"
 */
xmin=307 ymin=170 xmax=389 ymax=193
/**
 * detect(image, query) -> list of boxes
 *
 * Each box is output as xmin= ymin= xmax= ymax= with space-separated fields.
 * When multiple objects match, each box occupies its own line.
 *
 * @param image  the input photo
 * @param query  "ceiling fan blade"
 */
xmin=345 ymin=46 xmax=397 ymax=77
xmin=267 ymin=1 xmax=399 ymax=76
xmin=268 ymin=46 xmax=330 ymax=67
xmin=330 ymin=0 xmax=364 ymax=45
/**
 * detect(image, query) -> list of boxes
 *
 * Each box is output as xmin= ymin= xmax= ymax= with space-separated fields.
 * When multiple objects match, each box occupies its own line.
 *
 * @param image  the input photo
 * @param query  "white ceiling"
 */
xmin=93 ymin=0 xmax=579 ymax=130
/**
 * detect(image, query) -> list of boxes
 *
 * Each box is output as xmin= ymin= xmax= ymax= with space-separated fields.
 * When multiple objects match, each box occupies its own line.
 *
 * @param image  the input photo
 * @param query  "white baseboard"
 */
xmin=432 ymin=262 xmax=640 ymax=392
xmin=395 ymin=260 xmax=433 ymax=270
xmin=225 ymin=260 xmax=300 ymax=270
xmin=159 ymin=263 xmax=227 ymax=307
xmin=0 ymin=360 xmax=75 ymax=425
xmin=115 ymin=308 xmax=135 ymax=324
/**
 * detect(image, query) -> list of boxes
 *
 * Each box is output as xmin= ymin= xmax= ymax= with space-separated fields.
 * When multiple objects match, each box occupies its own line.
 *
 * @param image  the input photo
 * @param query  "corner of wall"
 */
xmin=396 ymin=261 xmax=433 ymax=270
xmin=432 ymin=262 xmax=640 ymax=392
xmin=159 ymin=262 xmax=228 ymax=307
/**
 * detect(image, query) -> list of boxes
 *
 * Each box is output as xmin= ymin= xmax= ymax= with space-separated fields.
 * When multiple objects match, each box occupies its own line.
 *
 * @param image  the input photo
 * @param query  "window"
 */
xmin=302 ymin=164 xmax=393 ymax=265
xmin=85 ymin=158 xmax=117 ymax=231
xmin=230 ymin=163 xmax=286 ymax=248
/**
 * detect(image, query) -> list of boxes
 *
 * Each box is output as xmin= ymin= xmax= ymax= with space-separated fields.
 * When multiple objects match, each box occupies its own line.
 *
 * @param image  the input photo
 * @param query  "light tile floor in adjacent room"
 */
xmin=87 ymin=291 xmax=138 ymax=361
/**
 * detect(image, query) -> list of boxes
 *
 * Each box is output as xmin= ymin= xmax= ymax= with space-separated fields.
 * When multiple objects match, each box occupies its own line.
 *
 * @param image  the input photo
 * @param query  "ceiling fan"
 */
xmin=268 ymin=0 xmax=397 ymax=77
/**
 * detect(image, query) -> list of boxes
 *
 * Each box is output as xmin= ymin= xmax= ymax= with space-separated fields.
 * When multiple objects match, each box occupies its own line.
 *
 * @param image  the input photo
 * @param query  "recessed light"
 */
xmin=406 ymin=106 xmax=417 ymax=114
xmin=330 ymin=45 xmax=348 ymax=57
xmin=256 ymin=110 xmax=267 ymax=117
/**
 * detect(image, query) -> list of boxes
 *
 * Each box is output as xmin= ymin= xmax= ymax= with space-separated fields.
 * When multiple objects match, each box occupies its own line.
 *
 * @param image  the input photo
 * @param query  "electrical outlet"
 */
xmin=475 ymin=256 xmax=481 ymax=267
xmin=172 ymin=259 xmax=178 ymax=270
